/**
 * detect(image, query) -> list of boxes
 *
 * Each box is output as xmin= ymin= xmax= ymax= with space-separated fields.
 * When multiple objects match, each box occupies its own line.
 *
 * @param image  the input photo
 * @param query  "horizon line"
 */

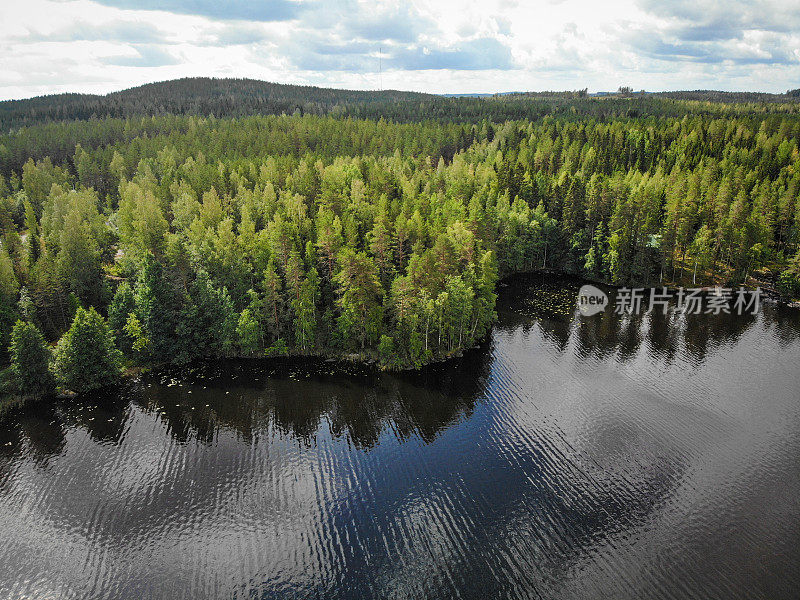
xmin=1 ymin=76 xmax=797 ymax=104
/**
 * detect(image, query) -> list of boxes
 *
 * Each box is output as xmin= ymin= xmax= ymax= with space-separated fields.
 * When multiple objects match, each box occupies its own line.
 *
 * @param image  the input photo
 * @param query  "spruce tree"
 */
xmin=108 ymin=281 xmax=136 ymax=352
xmin=135 ymin=255 xmax=178 ymax=363
xmin=52 ymin=307 xmax=122 ymax=393
xmin=9 ymin=320 xmax=53 ymax=396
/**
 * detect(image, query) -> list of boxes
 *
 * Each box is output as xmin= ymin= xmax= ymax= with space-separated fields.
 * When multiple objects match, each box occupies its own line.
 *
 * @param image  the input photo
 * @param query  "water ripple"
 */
xmin=0 ymin=274 xmax=798 ymax=599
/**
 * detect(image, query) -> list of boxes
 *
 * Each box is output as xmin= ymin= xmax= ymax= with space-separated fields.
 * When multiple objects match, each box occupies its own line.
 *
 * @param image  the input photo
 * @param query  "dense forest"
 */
xmin=5 ymin=78 xmax=800 ymax=133
xmin=0 ymin=78 xmax=434 ymax=131
xmin=1 ymin=79 xmax=799 ymax=397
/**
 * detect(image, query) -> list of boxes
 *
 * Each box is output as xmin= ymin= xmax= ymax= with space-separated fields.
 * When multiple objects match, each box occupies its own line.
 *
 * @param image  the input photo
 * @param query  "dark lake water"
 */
xmin=1 ymin=275 xmax=799 ymax=600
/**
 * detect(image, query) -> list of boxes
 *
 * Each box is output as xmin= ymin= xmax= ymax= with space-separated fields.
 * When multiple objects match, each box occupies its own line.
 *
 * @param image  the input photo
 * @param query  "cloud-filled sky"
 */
xmin=1 ymin=0 xmax=798 ymax=100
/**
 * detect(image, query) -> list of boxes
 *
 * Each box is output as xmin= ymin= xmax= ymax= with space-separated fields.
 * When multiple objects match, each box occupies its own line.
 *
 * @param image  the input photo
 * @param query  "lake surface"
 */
xmin=1 ymin=275 xmax=798 ymax=600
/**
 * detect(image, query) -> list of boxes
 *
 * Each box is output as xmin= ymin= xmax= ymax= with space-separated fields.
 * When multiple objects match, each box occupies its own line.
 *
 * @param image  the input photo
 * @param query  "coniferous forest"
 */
xmin=1 ymin=78 xmax=800 ymax=395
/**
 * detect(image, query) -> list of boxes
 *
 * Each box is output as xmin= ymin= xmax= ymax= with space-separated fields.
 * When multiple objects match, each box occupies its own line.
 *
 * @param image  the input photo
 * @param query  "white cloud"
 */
xmin=0 ymin=0 xmax=798 ymax=100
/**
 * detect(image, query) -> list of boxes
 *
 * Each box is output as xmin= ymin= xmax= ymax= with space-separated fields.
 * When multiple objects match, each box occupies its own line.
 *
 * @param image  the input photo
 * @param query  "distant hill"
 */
xmin=654 ymin=90 xmax=797 ymax=103
xmin=2 ymin=78 xmax=798 ymax=132
xmin=0 ymin=77 xmax=434 ymax=131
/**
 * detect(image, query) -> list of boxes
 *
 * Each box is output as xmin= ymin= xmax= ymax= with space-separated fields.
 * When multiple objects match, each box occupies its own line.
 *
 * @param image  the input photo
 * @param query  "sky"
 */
xmin=1 ymin=0 xmax=799 ymax=100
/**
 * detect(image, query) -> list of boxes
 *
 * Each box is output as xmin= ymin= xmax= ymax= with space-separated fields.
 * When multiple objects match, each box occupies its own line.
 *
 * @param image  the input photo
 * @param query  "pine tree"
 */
xmin=293 ymin=275 xmax=318 ymax=352
xmin=369 ymin=214 xmax=394 ymax=283
xmin=315 ymin=207 xmax=343 ymax=282
xmin=335 ymin=248 xmax=383 ymax=349
xmin=262 ymin=257 xmax=283 ymax=343
xmin=689 ymin=225 xmax=714 ymax=285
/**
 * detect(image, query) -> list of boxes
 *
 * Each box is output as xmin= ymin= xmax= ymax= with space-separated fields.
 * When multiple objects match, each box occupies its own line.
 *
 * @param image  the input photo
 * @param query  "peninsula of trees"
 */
xmin=0 ymin=79 xmax=799 ymax=397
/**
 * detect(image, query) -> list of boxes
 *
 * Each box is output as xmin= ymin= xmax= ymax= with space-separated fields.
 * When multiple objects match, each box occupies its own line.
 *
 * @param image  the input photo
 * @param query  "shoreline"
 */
xmin=2 ymin=269 xmax=798 ymax=413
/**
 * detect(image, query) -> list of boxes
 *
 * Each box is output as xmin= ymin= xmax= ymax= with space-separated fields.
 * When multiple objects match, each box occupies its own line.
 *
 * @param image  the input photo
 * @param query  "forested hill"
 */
xmin=0 ymin=77 xmax=435 ymax=131
xmin=655 ymin=90 xmax=800 ymax=104
xmin=4 ymin=79 xmax=800 ymax=133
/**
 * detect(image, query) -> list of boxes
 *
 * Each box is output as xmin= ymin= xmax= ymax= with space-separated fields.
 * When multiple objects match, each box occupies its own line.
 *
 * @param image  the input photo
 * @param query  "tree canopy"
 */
xmin=1 ymin=83 xmax=799 ymax=394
